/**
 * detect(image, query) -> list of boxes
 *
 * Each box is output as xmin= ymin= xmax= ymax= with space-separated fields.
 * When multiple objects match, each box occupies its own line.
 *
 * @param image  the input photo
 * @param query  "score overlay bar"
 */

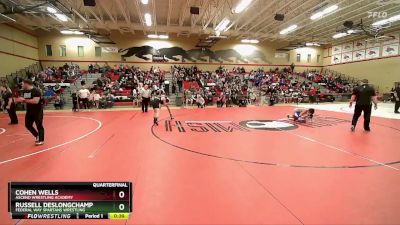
xmin=8 ymin=182 xmax=132 ymax=220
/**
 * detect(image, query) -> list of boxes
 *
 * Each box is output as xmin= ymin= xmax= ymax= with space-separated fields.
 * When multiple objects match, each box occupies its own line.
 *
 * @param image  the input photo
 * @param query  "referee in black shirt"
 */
xmin=15 ymin=79 xmax=45 ymax=145
xmin=349 ymin=79 xmax=378 ymax=132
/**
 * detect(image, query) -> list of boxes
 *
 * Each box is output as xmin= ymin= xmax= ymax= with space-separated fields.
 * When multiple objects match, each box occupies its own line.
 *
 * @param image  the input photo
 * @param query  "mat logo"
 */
xmin=239 ymin=120 xmax=298 ymax=131
xmin=164 ymin=120 xmax=251 ymax=133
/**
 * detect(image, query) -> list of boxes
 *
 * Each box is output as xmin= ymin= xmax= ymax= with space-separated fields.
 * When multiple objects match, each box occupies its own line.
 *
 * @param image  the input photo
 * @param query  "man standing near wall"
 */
xmin=15 ymin=79 xmax=45 ymax=145
xmin=349 ymin=79 xmax=378 ymax=132
xmin=394 ymin=83 xmax=400 ymax=114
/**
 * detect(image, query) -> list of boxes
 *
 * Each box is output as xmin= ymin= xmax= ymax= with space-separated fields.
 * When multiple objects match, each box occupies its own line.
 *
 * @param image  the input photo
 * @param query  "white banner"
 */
xmin=332 ymin=45 xmax=342 ymax=55
xmin=102 ymin=47 xmax=119 ymax=53
xmin=354 ymin=40 xmax=366 ymax=50
xmin=342 ymin=43 xmax=353 ymax=52
xmin=331 ymin=54 xmax=341 ymax=64
xmin=342 ymin=52 xmax=353 ymax=62
xmin=366 ymin=47 xmax=380 ymax=59
xmin=353 ymin=50 xmax=365 ymax=61
xmin=382 ymin=44 xmax=399 ymax=56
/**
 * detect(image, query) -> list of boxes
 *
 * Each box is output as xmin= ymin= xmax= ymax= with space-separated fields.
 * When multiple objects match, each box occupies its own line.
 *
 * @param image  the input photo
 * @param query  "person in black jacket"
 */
xmin=349 ymin=79 xmax=378 ymax=132
xmin=0 ymin=85 xmax=18 ymax=124
xmin=394 ymin=83 xmax=400 ymax=114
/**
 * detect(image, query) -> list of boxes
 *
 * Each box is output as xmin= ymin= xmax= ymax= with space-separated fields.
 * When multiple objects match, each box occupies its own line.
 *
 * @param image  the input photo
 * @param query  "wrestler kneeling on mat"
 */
xmin=287 ymin=108 xmax=315 ymax=123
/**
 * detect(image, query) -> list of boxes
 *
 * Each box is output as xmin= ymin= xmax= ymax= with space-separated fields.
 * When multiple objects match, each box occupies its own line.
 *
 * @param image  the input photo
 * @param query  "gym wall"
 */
xmin=323 ymin=47 xmax=400 ymax=92
xmin=38 ymin=32 xmax=324 ymax=72
xmin=0 ymin=24 xmax=39 ymax=77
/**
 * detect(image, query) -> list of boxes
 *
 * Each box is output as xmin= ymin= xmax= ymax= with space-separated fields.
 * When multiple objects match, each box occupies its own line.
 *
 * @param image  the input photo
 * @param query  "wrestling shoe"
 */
xmin=35 ymin=141 xmax=44 ymax=146
xmin=351 ymin=125 xmax=355 ymax=132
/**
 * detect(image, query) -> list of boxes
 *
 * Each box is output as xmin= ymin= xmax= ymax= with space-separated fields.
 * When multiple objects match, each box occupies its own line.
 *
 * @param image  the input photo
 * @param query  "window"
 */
xmin=78 ymin=46 xmax=84 ymax=57
xmin=45 ymin=45 xmax=52 ymax=56
xmin=59 ymin=45 xmax=66 ymax=57
xmin=307 ymin=54 xmax=311 ymax=63
xmin=95 ymin=46 xmax=102 ymax=57
xmin=317 ymin=54 xmax=321 ymax=63
xmin=296 ymin=53 xmax=301 ymax=62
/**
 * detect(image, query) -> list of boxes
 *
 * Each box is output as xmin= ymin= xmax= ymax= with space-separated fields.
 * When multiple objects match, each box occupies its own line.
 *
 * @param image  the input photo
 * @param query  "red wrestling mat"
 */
xmin=0 ymin=106 xmax=399 ymax=225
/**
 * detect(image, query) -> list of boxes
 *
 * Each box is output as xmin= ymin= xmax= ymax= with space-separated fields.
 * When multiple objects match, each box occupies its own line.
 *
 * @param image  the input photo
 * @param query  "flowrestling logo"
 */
xmin=164 ymin=120 xmax=298 ymax=133
xmin=163 ymin=116 xmax=348 ymax=133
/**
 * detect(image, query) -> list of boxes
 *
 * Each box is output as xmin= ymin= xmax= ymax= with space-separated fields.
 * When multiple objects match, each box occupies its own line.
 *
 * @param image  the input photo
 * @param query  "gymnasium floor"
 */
xmin=0 ymin=104 xmax=399 ymax=225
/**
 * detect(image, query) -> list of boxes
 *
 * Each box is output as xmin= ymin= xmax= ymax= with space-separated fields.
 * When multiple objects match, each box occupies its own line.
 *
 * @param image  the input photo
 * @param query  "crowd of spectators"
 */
xmin=2 ymin=62 xmax=362 ymax=112
xmin=302 ymin=71 xmax=359 ymax=94
xmin=171 ymin=65 xmax=338 ymax=107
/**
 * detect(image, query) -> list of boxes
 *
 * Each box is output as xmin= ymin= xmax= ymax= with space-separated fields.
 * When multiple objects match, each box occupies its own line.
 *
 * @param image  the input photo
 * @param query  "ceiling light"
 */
xmin=46 ymin=7 xmax=57 ymax=14
xmin=322 ymin=5 xmax=338 ymax=14
xmin=147 ymin=34 xmax=169 ymax=39
xmin=147 ymin=34 xmax=158 ymax=38
xmin=279 ymin=24 xmax=297 ymax=34
xmin=305 ymin=42 xmax=320 ymax=46
xmin=310 ymin=5 xmax=338 ymax=20
xmin=310 ymin=12 xmax=323 ymax=20
xmin=60 ymin=30 xmax=83 ymax=35
xmin=241 ymin=39 xmax=259 ymax=43
xmin=55 ymin=13 xmax=68 ymax=22
xmin=332 ymin=32 xmax=348 ymax=39
xmin=233 ymin=0 xmax=252 ymax=13
xmin=141 ymin=0 xmax=149 ymax=4
xmin=374 ymin=14 xmax=400 ymax=26
xmin=158 ymin=34 xmax=169 ymax=39
xmin=144 ymin=13 xmax=152 ymax=26
xmin=215 ymin=18 xmax=231 ymax=32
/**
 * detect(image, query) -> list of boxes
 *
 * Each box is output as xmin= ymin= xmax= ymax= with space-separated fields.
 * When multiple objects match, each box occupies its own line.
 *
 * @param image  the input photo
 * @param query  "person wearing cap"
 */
xmin=349 ymin=79 xmax=378 ymax=132
xmin=15 ymin=79 xmax=45 ymax=145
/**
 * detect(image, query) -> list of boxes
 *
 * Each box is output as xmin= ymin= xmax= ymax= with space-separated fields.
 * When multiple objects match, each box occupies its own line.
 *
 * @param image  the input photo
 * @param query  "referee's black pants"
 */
xmin=25 ymin=110 xmax=44 ymax=142
xmin=142 ymin=97 xmax=150 ymax=112
xmin=352 ymin=104 xmax=372 ymax=130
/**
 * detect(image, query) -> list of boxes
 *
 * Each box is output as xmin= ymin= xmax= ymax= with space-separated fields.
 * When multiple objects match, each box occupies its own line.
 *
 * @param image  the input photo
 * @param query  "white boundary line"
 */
xmin=277 ymin=118 xmax=399 ymax=171
xmin=0 ymin=128 xmax=5 ymax=135
xmin=0 ymin=116 xmax=102 ymax=165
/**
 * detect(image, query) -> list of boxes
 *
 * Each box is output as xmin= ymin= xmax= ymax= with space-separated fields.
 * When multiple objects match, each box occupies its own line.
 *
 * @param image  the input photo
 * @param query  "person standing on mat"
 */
xmin=15 ymin=79 xmax=45 ymax=145
xmin=0 ymin=85 xmax=18 ymax=125
xmin=349 ymin=79 xmax=378 ymax=132
xmin=394 ymin=83 xmax=400 ymax=114
xmin=140 ymin=85 xmax=151 ymax=113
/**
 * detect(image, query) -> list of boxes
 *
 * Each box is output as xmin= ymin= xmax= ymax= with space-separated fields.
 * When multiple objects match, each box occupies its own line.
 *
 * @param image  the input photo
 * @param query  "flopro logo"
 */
xmin=239 ymin=120 xmax=298 ymax=131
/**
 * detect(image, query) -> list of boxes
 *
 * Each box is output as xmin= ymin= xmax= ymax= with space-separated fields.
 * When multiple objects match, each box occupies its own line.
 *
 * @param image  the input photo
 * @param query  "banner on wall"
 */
xmin=354 ymin=40 xmax=366 ymax=50
xmin=382 ymin=44 xmax=399 ymax=56
xmin=341 ymin=52 xmax=353 ymax=62
xmin=383 ymin=32 xmax=400 ymax=45
xmin=102 ymin=47 xmax=119 ymax=53
xmin=353 ymin=50 xmax=366 ymax=61
xmin=342 ymin=43 xmax=353 ymax=52
xmin=365 ymin=47 xmax=380 ymax=59
xmin=331 ymin=54 xmax=342 ymax=64
xmin=332 ymin=45 xmax=342 ymax=55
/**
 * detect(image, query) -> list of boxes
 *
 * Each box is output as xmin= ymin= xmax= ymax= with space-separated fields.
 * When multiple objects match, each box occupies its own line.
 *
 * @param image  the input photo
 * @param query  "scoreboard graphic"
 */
xmin=8 ymin=182 xmax=132 ymax=220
